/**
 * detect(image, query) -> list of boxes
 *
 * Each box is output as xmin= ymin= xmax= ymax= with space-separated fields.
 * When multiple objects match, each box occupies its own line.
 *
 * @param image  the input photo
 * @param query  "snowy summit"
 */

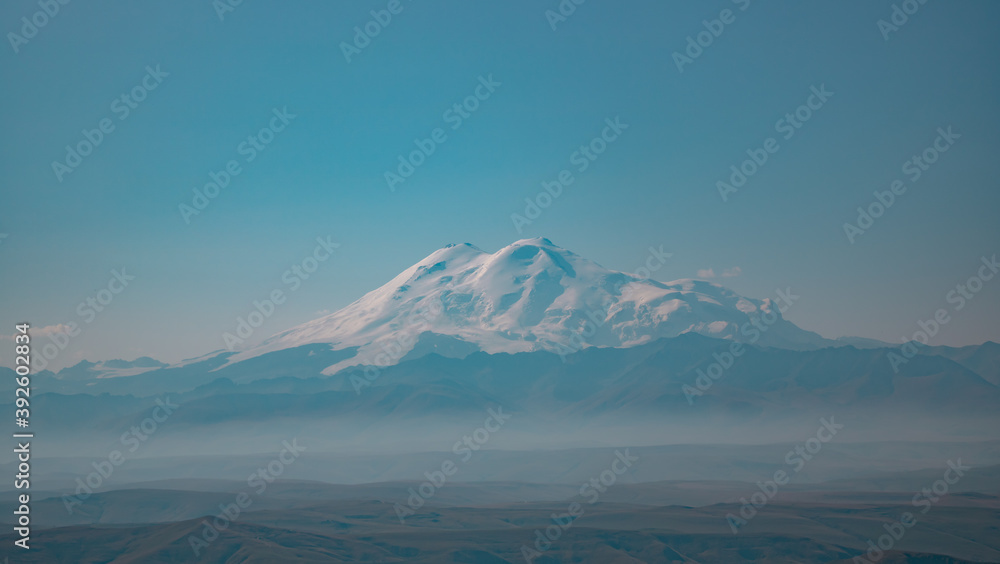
xmin=232 ymin=238 xmax=828 ymax=373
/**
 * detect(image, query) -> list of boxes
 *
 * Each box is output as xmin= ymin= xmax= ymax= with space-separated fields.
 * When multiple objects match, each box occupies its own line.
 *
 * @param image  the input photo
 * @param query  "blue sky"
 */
xmin=1 ymin=0 xmax=998 ymax=368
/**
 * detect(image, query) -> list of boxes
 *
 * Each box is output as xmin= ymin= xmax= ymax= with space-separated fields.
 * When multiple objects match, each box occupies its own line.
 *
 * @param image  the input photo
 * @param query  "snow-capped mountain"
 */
xmin=227 ymin=238 xmax=837 ymax=374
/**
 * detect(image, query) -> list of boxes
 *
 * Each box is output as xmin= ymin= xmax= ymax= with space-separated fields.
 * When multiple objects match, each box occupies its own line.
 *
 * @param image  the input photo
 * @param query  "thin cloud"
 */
xmin=0 ymin=323 xmax=73 ymax=341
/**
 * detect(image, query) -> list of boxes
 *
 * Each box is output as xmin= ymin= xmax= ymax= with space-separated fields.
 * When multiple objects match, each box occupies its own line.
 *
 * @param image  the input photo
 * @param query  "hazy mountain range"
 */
xmin=4 ymin=239 xmax=998 ymax=460
xmin=3 ymin=239 xmax=998 ymax=563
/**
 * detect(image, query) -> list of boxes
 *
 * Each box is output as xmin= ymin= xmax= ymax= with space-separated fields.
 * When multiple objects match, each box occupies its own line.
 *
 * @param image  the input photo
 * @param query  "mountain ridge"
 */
xmin=227 ymin=238 xmax=859 ymax=375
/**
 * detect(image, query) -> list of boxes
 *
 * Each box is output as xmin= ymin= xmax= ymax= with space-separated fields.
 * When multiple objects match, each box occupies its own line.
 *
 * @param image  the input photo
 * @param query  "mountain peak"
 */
xmin=236 ymin=239 xmax=834 ymax=373
xmin=417 ymin=242 xmax=487 ymax=267
xmin=443 ymin=242 xmax=485 ymax=251
xmin=509 ymin=237 xmax=556 ymax=247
